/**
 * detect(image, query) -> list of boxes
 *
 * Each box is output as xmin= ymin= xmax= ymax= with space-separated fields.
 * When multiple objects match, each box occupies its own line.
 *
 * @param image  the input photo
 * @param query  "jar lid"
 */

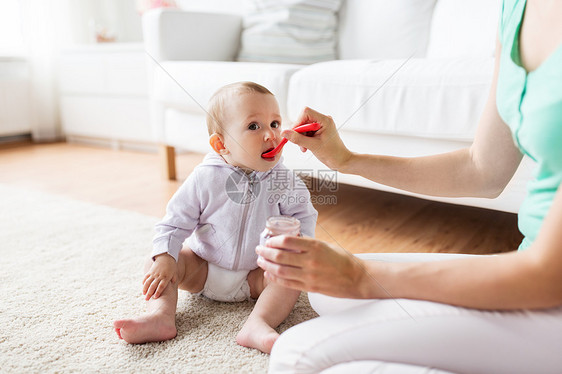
xmin=266 ymin=215 xmax=300 ymax=233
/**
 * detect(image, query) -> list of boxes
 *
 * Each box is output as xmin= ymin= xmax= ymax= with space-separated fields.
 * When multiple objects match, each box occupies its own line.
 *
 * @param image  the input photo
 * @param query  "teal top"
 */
xmin=496 ymin=0 xmax=562 ymax=250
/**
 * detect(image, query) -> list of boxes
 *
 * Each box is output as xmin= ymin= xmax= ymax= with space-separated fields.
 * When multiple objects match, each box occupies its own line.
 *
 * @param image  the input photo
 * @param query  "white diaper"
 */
xmin=198 ymin=263 xmax=251 ymax=302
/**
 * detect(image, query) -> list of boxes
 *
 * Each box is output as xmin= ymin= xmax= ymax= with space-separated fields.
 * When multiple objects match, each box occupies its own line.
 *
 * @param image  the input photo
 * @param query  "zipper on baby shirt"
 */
xmin=232 ymin=172 xmax=257 ymax=270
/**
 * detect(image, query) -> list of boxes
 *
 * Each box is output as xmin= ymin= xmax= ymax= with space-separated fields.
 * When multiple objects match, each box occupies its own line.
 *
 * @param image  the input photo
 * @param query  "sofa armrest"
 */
xmin=142 ymin=9 xmax=242 ymax=62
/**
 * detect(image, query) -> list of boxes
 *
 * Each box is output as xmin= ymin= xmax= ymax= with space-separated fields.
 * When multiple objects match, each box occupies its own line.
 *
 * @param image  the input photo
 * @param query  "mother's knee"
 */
xmin=270 ymin=323 xmax=318 ymax=374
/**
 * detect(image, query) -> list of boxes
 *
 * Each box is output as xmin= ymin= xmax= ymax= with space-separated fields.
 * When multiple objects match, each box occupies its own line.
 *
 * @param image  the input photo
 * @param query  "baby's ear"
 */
xmin=209 ymin=133 xmax=228 ymax=154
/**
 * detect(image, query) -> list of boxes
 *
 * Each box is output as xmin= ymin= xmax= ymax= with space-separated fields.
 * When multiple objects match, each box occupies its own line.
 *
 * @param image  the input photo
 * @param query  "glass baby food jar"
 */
xmin=260 ymin=216 xmax=301 ymax=246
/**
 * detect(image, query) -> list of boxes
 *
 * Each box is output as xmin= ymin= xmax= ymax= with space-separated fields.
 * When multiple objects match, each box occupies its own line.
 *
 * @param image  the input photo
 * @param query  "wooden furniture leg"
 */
xmin=159 ymin=144 xmax=176 ymax=180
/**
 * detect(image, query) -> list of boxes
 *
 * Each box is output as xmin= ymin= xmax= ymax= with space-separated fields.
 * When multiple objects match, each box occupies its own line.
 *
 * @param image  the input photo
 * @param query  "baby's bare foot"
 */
xmin=113 ymin=313 xmax=176 ymax=344
xmin=236 ymin=317 xmax=279 ymax=354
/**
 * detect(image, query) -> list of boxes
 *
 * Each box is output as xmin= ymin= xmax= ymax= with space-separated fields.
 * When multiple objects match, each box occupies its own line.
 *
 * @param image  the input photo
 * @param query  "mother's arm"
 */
xmin=257 ymin=185 xmax=562 ymax=310
xmin=257 ymin=36 xmax=562 ymax=310
xmin=285 ymin=37 xmax=523 ymax=198
xmin=369 ymin=186 xmax=562 ymax=310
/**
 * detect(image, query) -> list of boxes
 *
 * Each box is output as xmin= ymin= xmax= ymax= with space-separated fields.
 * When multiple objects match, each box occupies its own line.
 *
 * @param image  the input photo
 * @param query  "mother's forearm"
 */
xmin=359 ymin=251 xmax=562 ymax=310
xmin=340 ymin=148 xmax=498 ymax=198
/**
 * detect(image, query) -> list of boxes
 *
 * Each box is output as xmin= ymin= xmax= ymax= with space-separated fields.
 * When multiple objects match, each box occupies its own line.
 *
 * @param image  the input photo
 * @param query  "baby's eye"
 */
xmin=270 ymin=121 xmax=280 ymax=129
xmin=248 ymin=123 xmax=259 ymax=130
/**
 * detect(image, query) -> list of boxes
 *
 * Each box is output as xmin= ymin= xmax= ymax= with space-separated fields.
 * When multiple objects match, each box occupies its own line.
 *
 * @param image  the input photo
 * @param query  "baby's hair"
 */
xmin=206 ymin=81 xmax=274 ymax=136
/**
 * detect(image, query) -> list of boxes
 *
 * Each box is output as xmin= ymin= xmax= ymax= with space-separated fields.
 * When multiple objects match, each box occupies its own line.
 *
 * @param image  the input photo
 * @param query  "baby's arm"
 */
xmin=143 ymin=253 xmax=177 ymax=300
xmin=152 ymin=171 xmax=201 ymax=261
xmin=148 ymin=171 xmax=202 ymax=297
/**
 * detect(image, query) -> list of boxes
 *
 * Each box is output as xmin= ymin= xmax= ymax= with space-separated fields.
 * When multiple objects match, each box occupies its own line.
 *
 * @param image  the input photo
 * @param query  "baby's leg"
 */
xmin=113 ymin=248 xmax=207 ymax=344
xmin=236 ymin=267 xmax=300 ymax=354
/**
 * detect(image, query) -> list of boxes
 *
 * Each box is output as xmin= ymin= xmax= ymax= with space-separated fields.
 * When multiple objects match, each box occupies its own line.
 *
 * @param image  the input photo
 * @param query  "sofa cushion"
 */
xmin=287 ymin=57 xmax=494 ymax=141
xmin=338 ymin=0 xmax=437 ymax=59
xmin=153 ymin=61 xmax=302 ymax=119
xmin=426 ymin=0 xmax=501 ymax=59
xmin=237 ymin=0 xmax=342 ymax=64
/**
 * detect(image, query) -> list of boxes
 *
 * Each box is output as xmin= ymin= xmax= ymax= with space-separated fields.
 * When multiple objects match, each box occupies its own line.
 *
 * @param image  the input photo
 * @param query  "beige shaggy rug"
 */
xmin=0 ymin=184 xmax=318 ymax=373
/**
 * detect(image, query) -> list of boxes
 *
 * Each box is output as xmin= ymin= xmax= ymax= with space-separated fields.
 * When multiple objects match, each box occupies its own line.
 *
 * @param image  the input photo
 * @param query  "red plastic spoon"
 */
xmin=262 ymin=122 xmax=321 ymax=158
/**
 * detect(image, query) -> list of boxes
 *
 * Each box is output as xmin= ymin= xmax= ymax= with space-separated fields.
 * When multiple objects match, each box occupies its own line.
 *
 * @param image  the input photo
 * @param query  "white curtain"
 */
xmin=20 ymin=0 xmax=73 ymax=141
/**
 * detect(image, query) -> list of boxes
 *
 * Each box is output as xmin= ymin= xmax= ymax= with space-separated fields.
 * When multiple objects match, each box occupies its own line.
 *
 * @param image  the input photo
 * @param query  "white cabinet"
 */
xmin=59 ymin=43 xmax=153 ymax=145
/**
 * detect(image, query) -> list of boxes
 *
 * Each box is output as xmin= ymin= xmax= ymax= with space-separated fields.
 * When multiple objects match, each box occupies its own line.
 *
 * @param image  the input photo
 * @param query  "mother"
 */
xmin=256 ymin=0 xmax=562 ymax=372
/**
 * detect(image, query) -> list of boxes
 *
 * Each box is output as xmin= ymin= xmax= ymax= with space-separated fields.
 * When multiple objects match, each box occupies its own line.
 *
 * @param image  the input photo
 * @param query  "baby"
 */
xmin=114 ymin=81 xmax=318 ymax=354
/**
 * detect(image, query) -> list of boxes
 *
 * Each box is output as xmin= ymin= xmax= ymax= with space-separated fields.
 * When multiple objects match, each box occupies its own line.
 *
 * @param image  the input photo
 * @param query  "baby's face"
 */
xmin=220 ymin=92 xmax=283 ymax=172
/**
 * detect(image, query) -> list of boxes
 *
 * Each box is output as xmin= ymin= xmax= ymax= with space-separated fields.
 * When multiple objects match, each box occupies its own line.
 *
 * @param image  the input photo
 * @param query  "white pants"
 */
xmin=269 ymin=253 xmax=562 ymax=374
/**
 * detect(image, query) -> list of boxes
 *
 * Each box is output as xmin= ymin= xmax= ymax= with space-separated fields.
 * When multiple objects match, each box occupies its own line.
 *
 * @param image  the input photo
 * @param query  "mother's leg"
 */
xmin=271 ymin=298 xmax=562 ymax=373
xmin=269 ymin=253 xmax=562 ymax=374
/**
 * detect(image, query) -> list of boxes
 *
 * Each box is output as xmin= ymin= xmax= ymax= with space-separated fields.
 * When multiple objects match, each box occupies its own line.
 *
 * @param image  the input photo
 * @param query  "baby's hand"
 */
xmin=142 ymin=254 xmax=177 ymax=300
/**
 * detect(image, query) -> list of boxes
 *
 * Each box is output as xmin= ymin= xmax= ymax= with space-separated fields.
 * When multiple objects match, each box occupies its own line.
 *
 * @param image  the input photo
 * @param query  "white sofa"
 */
xmin=142 ymin=0 xmax=534 ymax=214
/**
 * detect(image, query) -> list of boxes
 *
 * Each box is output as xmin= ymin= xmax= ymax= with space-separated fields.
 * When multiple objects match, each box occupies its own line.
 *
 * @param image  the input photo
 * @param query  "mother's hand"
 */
xmin=283 ymin=107 xmax=353 ymax=171
xmin=256 ymin=235 xmax=370 ymax=298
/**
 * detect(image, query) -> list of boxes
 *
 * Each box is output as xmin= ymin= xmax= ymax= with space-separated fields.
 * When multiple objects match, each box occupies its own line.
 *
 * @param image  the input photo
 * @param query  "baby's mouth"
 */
xmin=261 ymin=147 xmax=276 ymax=159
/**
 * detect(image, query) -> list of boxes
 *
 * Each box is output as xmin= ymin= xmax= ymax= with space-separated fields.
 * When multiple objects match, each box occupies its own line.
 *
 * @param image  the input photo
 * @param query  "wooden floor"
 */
xmin=0 ymin=142 xmax=523 ymax=255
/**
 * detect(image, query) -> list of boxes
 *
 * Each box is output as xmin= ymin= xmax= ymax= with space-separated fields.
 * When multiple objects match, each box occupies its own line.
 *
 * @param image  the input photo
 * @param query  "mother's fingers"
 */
xmin=257 ymin=256 xmax=302 ymax=281
xmin=294 ymin=106 xmax=331 ymax=131
xmin=264 ymin=235 xmax=316 ymax=253
xmin=256 ymin=245 xmax=303 ymax=267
